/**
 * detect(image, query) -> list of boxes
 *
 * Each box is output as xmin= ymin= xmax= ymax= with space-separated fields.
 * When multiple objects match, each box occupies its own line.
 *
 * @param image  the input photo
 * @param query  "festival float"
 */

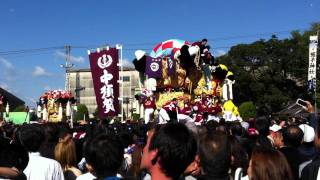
xmin=38 ymin=90 xmax=76 ymax=122
xmin=132 ymin=38 xmax=242 ymax=123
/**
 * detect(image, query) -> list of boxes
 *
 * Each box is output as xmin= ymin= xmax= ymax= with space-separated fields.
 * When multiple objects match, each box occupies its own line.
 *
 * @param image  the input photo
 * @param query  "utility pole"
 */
xmin=65 ymin=45 xmax=72 ymax=91
xmin=61 ymin=45 xmax=74 ymax=126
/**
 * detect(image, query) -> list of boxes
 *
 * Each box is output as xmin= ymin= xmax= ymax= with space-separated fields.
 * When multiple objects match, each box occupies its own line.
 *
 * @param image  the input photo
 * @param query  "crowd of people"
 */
xmin=145 ymin=95 xmax=240 ymax=126
xmin=0 ymin=100 xmax=319 ymax=180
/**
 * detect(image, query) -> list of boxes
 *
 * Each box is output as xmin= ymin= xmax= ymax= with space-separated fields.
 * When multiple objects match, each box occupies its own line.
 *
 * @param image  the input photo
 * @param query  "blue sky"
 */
xmin=0 ymin=0 xmax=319 ymax=107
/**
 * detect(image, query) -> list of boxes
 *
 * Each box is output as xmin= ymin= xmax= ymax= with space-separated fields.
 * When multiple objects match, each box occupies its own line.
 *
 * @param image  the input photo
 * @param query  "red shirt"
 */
xmin=207 ymin=105 xmax=222 ymax=115
xmin=179 ymin=104 xmax=192 ymax=115
xmin=193 ymin=101 xmax=205 ymax=112
xmin=194 ymin=113 xmax=203 ymax=123
xmin=144 ymin=99 xmax=156 ymax=109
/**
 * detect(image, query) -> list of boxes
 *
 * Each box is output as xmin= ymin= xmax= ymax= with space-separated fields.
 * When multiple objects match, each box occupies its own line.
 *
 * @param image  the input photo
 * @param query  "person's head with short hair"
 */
xmin=201 ymin=39 xmax=208 ymax=46
xmin=18 ymin=124 xmax=45 ymax=152
xmin=282 ymin=125 xmax=304 ymax=147
xmin=216 ymin=124 xmax=228 ymax=135
xmin=273 ymin=129 xmax=284 ymax=149
xmin=230 ymin=122 xmax=243 ymax=136
xmin=172 ymin=98 xmax=178 ymax=105
xmin=255 ymin=117 xmax=270 ymax=137
xmin=54 ymin=139 xmax=77 ymax=170
xmin=42 ymin=123 xmax=59 ymax=143
xmin=0 ymin=138 xmax=29 ymax=172
xmin=84 ymin=134 xmax=124 ymax=179
xmin=198 ymin=133 xmax=231 ymax=179
xmin=228 ymin=136 xmax=248 ymax=172
xmin=58 ymin=126 xmax=72 ymax=143
xmin=248 ymin=147 xmax=293 ymax=180
xmin=140 ymin=123 xmax=197 ymax=180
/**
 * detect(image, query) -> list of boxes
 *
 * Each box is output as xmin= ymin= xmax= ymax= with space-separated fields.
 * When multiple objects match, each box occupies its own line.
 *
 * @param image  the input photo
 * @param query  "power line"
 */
xmin=0 ymin=51 xmax=56 ymax=58
xmin=122 ymin=27 xmax=308 ymax=47
xmin=71 ymin=27 xmax=308 ymax=51
xmin=0 ymin=27 xmax=309 ymax=56
xmin=0 ymin=46 xmax=64 ymax=55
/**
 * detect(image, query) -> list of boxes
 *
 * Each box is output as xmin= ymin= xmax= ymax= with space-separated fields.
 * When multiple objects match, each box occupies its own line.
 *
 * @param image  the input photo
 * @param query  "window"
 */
xmin=123 ymin=76 xmax=130 ymax=82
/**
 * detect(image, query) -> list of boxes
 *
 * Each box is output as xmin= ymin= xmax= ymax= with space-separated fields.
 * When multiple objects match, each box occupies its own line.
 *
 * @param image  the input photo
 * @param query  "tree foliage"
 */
xmin=75 ymin=104 xmax=89 ymax=121
xmin=239 ymin=101 xmax=257 ymax=121
xmin=13 ymin=105 xmax=26 ymax=112
xmin=216 ymin=23 xmax=320 ymax=115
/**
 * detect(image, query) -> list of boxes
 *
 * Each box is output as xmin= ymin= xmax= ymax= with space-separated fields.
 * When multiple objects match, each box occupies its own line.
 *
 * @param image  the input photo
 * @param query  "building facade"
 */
xmin=68 ymin=68 xmax=141 ymax=119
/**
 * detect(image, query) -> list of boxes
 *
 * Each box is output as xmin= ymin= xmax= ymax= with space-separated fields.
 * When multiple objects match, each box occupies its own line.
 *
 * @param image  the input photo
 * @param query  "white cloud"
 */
xmin=0 ymin=57 xmax=14 ymax=69
xmin=215 ymin=49 xmax=227 ymax=57
xmin=32 ymin=66 xmax=52 ymax=77
xmin=56 ymin=51 xmax=85 ymax=63
xmin=0 ymin=57 xmax=16 ymax=80
xmin=122 ymin=58 xmax=134 ymax=68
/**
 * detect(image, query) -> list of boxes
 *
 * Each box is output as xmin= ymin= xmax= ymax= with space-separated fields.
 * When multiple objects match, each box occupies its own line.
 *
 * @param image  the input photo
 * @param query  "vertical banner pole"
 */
xmin=121 ymin=45 xmax=124 ymax=123
xmin=116 ymin=44 xmax=124 ymax=123
xmin=130 ymin=72 xmax=132 ymax=119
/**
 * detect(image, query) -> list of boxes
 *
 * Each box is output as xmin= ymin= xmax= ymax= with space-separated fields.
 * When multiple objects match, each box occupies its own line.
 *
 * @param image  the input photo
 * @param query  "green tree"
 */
xmin=239 ymin=101 xmax=257 ymax=121
xmin=93 ymin=107 xmax=99 ymax=120
xmin=13 ymin=105 xmax=26 ymax=112
xmin=75 ymin=104 xmax=89 ymax=121
xmin=216 ymin=22 xmax=320 ymax=115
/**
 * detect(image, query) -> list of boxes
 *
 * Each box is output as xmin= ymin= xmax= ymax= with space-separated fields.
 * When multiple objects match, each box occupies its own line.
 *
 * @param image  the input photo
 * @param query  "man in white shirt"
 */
xmin=19 ymin=124 xmax=65 ymax=180
xmin=76 ymin=172 xmax=96 ymax=180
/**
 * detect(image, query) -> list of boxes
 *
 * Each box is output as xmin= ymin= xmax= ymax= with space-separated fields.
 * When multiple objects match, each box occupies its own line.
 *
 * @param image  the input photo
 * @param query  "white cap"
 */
xmin=135 ymin=50 xmax=146 ymax=60
xmin=241 ymin=121 xmax=249 ymax=130
xmin=269 ymin=124 xmax=282 ymax=132
xmin=145 ymin=78 xmax=157 ymax=92
xmin=299 ymin=124 xmax=315 ymax=143
xmin=143 ymin=88 xmax=153 ymax=97
xmin=188 ymin=46 xmax=200 ymax=56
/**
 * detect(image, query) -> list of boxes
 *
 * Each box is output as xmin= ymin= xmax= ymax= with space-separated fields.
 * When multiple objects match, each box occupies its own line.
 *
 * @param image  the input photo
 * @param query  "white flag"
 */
xmin=308 ymin=35 xmax=318 ymax=92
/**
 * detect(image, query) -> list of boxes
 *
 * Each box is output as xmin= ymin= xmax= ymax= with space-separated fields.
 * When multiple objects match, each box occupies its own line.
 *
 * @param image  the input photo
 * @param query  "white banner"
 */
xmin=308 ymin=35 xmax=318 ymax=92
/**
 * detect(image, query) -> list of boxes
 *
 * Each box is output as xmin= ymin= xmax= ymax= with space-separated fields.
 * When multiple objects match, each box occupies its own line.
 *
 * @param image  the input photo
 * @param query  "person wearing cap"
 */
xmin=301 ymin=126 xmax=320 ymax=180
xmin=207 ymin=98 xmax=222 ymax=122
xmin=298 ymin=100 xmax=320 ymax=180
xmin=158 ymin=98 xmax=179 ymax=124
xmin=268 ymin=124 xmax=282 ymax=147
xmin=143 ymin=96 xmax=156 ymax=124
xmin=133 ymin=50 xmax=147 ymax=85
xmin=298 ymin=124 xmax=316 ymax=160
xmin=177 ymin=99 xmax=193 ymax=124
